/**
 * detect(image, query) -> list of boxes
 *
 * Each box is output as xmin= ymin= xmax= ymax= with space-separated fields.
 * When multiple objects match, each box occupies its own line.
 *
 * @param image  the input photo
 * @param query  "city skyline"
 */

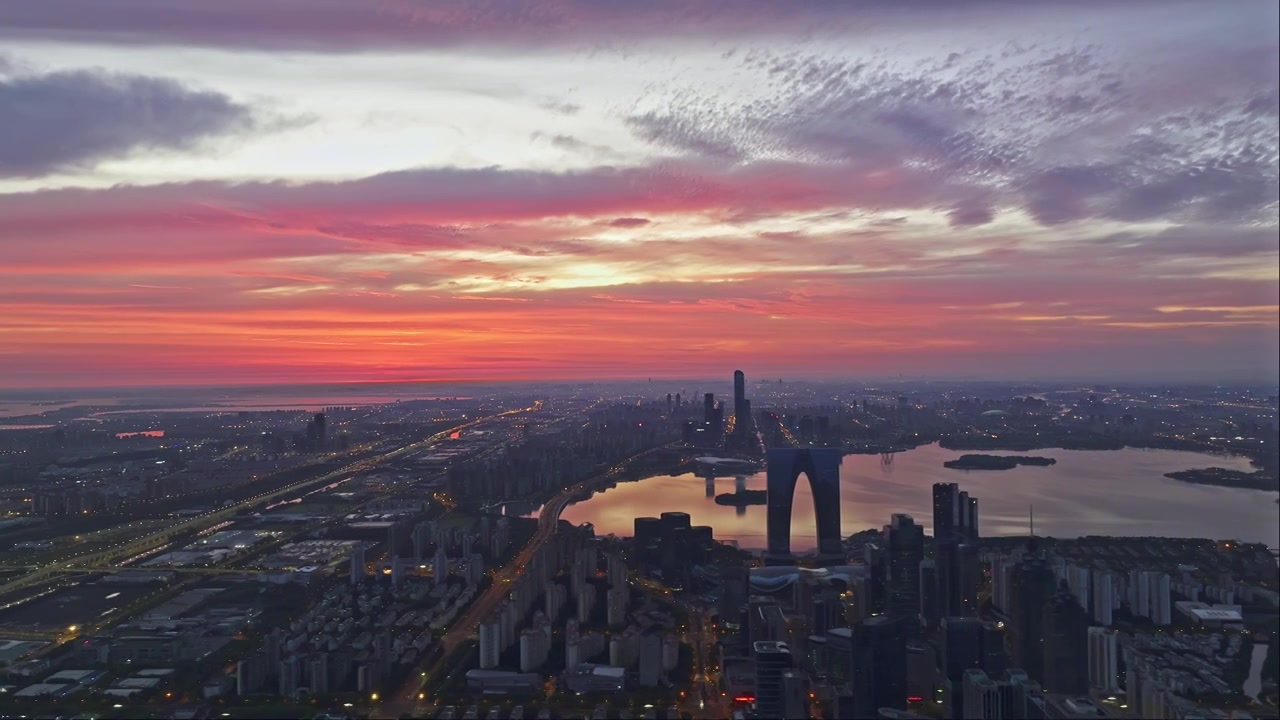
xmin=2 ymin=0 xmax=1277 ymax=388
xmin=0 ymin=365 xmax=1274 ymax=717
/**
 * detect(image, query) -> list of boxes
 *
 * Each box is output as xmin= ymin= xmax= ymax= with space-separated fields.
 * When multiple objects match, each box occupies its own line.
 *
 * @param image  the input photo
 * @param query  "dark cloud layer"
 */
xmin=0 ymin=0 xmax=1171 ymax=51
xmin=0 ymin=69 xmax=255 ymax=177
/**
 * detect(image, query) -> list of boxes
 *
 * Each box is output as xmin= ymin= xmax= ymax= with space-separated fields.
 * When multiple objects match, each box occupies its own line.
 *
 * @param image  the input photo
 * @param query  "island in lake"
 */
xmin=714 ymin=490 xmax=768 ymax=507
xmin=944 ymin=454 xmax=1057 ymax=470
xmin=1164 ymin=467 xmax=1279 ymax=492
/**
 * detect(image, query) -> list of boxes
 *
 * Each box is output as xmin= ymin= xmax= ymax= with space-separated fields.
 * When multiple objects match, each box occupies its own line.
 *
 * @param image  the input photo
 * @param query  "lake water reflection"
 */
xmin=556 ymin=443 xmax=1278 ymax=549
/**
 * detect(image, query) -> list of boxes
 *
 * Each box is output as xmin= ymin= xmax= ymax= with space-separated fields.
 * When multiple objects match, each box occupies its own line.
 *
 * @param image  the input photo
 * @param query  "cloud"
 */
xmin=0 ymin=159 xmax=985 ymax=248
xmin=947 ymin=204 xmax=995 ymax=228
xmin=0 ymin=0 xmax=1275 ymax=386
xmin=0 ymin=68 xmax=258 ymax=177
xmin=626 ymin=111 xmax=744 ymax=162
xmin=1 ymin=213 xmax=1274 ymax=387
xmin=0 ymin=0 xmax=1066 ymax=52
xmin=607 ymin=217 xmax=650 ymax=228
xmin=537 ymin=97 xmax=581 ymax=115
xmin=621 ymin=21 xmax=1279 ymax=229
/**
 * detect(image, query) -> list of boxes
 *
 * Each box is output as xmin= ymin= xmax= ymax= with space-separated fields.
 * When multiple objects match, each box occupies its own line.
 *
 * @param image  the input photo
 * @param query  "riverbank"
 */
xmin=944 ymin=454 xmax=1057 ymax=470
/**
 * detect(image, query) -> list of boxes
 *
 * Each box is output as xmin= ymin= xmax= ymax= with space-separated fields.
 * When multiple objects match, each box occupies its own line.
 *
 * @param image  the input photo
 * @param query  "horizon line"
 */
xmin=2 ymin=374 xmax=1278 ymax=395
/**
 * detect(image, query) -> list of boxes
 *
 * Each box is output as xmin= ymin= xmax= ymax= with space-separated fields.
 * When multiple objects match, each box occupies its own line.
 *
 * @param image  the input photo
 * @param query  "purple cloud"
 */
xmin=0 ymin=0 xmax=1016 ymax=51
xmin=0 ymin=68 xmax=256 ymax=177
xmin=608 ymin=217 xmax=651 ymax=228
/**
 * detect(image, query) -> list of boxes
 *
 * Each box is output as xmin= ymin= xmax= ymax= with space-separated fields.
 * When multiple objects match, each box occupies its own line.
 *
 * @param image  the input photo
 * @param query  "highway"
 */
xmin=380 ymin=442 xmax=678 ymax=719
xmin=686 ymin=609 xmax=727 ymax=720
xmin=0 ymin=407 xmax=534 ymax=600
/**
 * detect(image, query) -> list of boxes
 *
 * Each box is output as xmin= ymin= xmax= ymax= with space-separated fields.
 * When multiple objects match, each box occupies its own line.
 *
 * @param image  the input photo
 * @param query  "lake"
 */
xmin=556 ymin=443 xmax=1279 ymax=549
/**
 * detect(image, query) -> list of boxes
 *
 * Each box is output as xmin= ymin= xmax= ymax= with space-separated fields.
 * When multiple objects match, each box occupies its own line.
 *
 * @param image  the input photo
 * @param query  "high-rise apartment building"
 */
xmin=753 ymin=641 xmax=793 ymax=720
xmin=1087 ymin=627 xmax=1120 ymax=694
xmin=349 ymin=544 xmax=366 ymax=585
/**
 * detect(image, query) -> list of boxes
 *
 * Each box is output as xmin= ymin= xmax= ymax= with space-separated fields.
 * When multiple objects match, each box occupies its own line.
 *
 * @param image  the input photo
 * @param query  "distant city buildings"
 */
xmin=0 ymin=379 xmax=1275 ymax=717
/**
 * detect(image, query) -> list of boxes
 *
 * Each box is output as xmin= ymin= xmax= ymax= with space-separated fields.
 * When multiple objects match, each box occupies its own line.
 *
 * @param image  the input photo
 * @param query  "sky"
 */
xmin=0 ymin=0 xmax=1277 ymax=389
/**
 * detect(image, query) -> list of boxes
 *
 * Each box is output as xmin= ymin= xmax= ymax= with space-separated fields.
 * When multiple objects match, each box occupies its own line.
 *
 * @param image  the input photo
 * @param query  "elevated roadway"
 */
xmin=0 ymin=407 xmax=534 ymax=600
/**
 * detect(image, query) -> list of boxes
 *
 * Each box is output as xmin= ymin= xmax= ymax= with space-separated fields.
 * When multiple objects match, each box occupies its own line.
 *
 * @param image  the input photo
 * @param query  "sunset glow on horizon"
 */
xmin=1 ymin=1 xmax=1277 ymax=388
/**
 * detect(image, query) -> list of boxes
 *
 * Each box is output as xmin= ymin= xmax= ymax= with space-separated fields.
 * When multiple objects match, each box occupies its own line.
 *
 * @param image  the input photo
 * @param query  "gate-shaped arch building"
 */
xmin=765 ymin=447 xmax=843 ymax=564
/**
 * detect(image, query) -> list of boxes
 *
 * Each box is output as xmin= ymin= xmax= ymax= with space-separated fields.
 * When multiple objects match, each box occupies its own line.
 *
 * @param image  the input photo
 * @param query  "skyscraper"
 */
xmin=919 ymin=559 xmax=940 ymax=629
xmin=702 ymin=392 xmax=724 ymax=442
xmin=753 ymin=641 xmax=793 ymax=719
xmin=825 ymin=627 xmax=854 ymax=692
xmin=933 ymin=483 xmax=980 ymax=616
xmin=956 ymin=490 xmax=982 ymax=541
xmin=830 ymin=617 xmax=909 ymax=717
xmin=965 ymin=494 xmax=979 ymax=540
xmin=962 ymin=670 xmax=1002 ymax=720
xmin=765 ymin=447 xmax=843 ymax=564
xmin=313 ymin=412 xmax=326 ymax=446
xmin=1041 ymin=580 xmax=1089 ymax=694
xmin=732 ymin=369 xmax=752 ymax=441
xmin=733 ymin=369 xmax=745 ymax=418
xmin=939 ymin=617 xmax=1008 ymax=719
xmin=884 ymin=514 xmax=925 ymax=623
xmin=962 ymin=666 xmax=1008 ymax=717
xmin=719 ymin=564 xmax=750 ymax=628
xmin=350 ymin=543 xmax=366 ymax=585
xmin=958 ymin=542 xmax=981 ymax=615
xmin=852 ymin=615 xmax=909 ymax=717
xmin=1009 ymin=553 xmax=1056 ymax=684
xmin=633 ymin=516 xmax=662 ymax=567
xmin=933 ymin=483 xmax=959 ymax=540
xmin=781 ymin=670 xmax=809 ymax=719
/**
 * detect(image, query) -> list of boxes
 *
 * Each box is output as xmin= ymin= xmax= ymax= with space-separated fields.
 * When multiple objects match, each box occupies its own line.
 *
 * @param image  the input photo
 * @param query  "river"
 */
xmin=555 ymin=443 xmax=1278 ymax=549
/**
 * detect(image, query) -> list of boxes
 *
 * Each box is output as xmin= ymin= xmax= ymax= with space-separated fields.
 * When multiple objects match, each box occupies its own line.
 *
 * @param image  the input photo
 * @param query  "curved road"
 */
xmin=380 ymin=442 xmax=678 ymax=719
